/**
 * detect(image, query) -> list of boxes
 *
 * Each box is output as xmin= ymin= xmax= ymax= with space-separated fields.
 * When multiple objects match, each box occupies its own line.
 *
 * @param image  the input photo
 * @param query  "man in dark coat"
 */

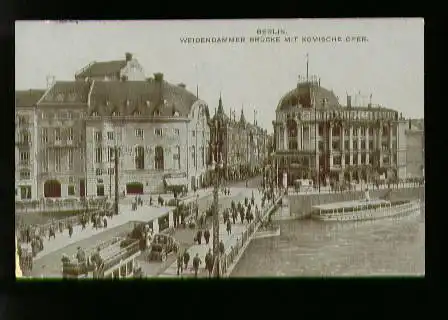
xmin=251 ymin=191 xmax=255 ymax=206
xmin=183 ymin=250 xmax=190 ymax=270
xmin=196 ymin=230 xmax=202 ymax=245
xmin=176 ymin=252 xmax=183 ymax=276
xmin=48 ymin=225 xmax=56 ymax=240
xmin=192 ymin=253 xmax=201 ymax=278
xmin=226 ymin=219 xmax=232 ymax=235
xmin=231 ymin=208 xmax=237 ymax=224
xmin=103 ymin=217 xmax=108 ymax=228
xmin=203 ymin=229 xmax=210 ymax=245
xmin=205 ymin=249 xmax=213 ymax=278
xmin=68 ymin=223 xmax=73 ymax=238
xmin=239 ymin=207 xmax=245 ymax=224
xmin=244 ymin=197 xmax=249 ymax=207
xmin=219 ymin=240 xmax=225 ymax=255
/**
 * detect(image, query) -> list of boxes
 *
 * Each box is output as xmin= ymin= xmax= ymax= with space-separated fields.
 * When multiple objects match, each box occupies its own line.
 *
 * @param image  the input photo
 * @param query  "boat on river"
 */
xmin=311 ymin=189 xmax=421 ymax=222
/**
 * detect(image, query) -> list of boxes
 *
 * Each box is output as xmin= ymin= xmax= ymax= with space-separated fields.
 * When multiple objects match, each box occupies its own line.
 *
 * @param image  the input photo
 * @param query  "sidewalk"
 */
xmin=288 ymin=182 xmax=423 ymax=195
xmin=32 ymin=189 xmax=216 ymax=260
xmin=158 ymin=188 xmax=262 ymax=278
xmin=34 ymin=204 xmax=171 ymax=260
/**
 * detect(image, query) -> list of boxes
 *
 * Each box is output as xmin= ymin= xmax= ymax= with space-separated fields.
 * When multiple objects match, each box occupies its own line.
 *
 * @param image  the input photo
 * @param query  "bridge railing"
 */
xmin=218 ymin=195 xmax=282 ymax=277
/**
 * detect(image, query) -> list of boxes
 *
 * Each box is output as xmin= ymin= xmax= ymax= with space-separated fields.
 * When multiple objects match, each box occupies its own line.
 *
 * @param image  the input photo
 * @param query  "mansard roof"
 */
xmin=15 ymin=89 xmax=46 ymax=108
xmin=39 ymin=81 xmax=91 ymax=105
xmin=88 ymin=79 xmax=198 ymax=117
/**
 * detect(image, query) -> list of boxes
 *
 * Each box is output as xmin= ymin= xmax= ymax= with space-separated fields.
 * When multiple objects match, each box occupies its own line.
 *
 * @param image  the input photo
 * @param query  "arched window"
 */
xmin=287 ymin=119 xmax=298 ymax=150
xmin=191 ymin=146 xmax=196 ymax=168
xmin=134 ymin=146 xmax=145 ymax=170
xmin=201 ymin=147 xmax=205 ymax=167
xmin=155 ymin=146 xmax=164 ymax=170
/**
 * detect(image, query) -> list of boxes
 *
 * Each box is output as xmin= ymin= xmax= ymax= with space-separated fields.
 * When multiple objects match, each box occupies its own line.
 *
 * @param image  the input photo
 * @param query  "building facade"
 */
xmin=35 ymin=81 xmax=89 ymax=199
xmin=405 ymin=119 xmax=424 ymax=178
xmin=272 ymin=76 xmax=408 ymax=187
xmin=84 ymin=73 xmax=210 ymax=196
xmin=209 ymin=96 xmax=268 ymax=182
xmin=15 ymin=90 xmax=46 ymax=200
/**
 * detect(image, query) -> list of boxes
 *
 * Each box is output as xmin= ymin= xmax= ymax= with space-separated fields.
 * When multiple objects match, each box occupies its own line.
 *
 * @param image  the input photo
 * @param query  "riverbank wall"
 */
xmin=289 ymin=186 xmax=425 ymax=219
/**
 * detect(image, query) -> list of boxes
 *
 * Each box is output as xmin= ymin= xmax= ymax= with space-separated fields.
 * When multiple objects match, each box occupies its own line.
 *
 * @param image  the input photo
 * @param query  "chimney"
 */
xmin=125 ymin=52 xmax=133 ymax=62
xmin=154 ymin=73 xmax=164 ymax=82
xmin=347 ymin=95 xmax=352 ymax=108
xmin=177 ymin=83 xmax=186 ymax=89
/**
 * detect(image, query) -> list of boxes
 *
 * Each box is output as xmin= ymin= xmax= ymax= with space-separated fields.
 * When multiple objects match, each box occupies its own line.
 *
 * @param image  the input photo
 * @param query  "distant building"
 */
xmin=405 ymin=119 xmax=424 ymax=179
xmin=272 ymin=75 xmax=408 ymax=187
xmin=209 ymin=96 xmax=268 ymax=181
xmin=75 ymin=52 xmax=146 ymax=82
xmin=15 ymin=89 xmax=46 ymax=200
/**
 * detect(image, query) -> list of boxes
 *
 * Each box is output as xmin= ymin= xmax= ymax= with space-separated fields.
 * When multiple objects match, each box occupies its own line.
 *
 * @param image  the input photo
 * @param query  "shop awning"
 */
xmin=165 ymin=177 xmax=188 ymax=187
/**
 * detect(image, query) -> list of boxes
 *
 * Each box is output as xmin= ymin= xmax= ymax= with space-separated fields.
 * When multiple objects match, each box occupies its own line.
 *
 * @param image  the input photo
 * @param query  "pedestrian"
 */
xmin=239 ymin=208 xmax=245 ymax=224
xmin=232 ymin=209 xmax=237 ymax=224
xmin=251 ymin=191 xmax=255 ymax=206
xmin=205 ymin=249 xmax=213 ymax=278
xmin=196 ymin=230 xmax=203 ymax=245
xmin=48 ymin=225 xmax=56 ymax=241
xmin=59 ymin=221 xmax=64 ymax=234
xmin=219 ymin=240 xmax=225 ymax=255
xmin=192 ymin=253 xmax=201 ymax=278
xmin=226 ymin=219 xmax=232 ymax=235
xmin=76 ymin=246 xmax=86 ymax=263
xmin=244 ymin=197 xmax=249 ymax=207
xmin=183 ymin=250 xmax=190 ymax=270
xmin=103 ymin=217 xmax=108 ymax=228
xmin=150 ymin=196 xmax=153 ymax=206
xmin=203 ymin=229 xmax=210 ymax=245
xmin=68 ymin=223 xmax=73 ymax=238
xmin=176 ymin=252 xmax=183 ymax=276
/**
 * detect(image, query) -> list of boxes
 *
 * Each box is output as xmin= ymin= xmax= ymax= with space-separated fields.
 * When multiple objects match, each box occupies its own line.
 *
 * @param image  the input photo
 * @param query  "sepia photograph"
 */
xmin=15 ymin=19 xmax=424 ymax=279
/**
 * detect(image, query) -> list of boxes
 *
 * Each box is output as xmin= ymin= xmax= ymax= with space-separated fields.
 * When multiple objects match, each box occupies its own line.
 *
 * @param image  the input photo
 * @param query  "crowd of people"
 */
xmin=173 ymin=183 xmax=280 ymax=278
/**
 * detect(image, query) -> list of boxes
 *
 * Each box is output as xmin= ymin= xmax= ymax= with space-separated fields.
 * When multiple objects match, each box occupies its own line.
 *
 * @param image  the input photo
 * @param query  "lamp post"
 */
xmin=209 ymin=117 xmax=224 ymax=278
xmin=114 ymin=145 xmax=119 ymax=215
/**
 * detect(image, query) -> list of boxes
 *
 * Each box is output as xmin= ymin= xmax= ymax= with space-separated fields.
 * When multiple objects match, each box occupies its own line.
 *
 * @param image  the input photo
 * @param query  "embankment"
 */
xmin=289 ymin=187 xmax=424 ymax=219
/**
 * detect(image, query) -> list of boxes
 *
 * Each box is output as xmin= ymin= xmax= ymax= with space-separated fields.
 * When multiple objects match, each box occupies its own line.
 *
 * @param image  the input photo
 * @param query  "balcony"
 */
xmin=47 ymin=139 xmax=79 ymax=148
xmin=15 ymin=140 xmax=31 ymax=147
xmin=17 ymin=160 xmax=31 ymax=167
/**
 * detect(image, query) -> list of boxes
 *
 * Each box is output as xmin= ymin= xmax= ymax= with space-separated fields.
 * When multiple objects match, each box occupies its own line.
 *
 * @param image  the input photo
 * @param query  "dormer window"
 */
xmin=126 ymin=100 xmax=130 ymax=106
xmin=133 ymin=111 xmax=141 ymax=116
xmin=154 ymin=110 xmax=161 ymax=116
xmin=112 ymin=111 xmax=120 ymax=116
xmin=173 ymin=111 xmax=179 ymax=117
xmin=163 ymin=99 xmax=167 ymax=106
xmin=146 ymin=101 xmax=151 ymax=107
xmin=106 ymin=101 xmax=110 ymax=106
xmin=91 ymin=111 xmax=98 ymax=117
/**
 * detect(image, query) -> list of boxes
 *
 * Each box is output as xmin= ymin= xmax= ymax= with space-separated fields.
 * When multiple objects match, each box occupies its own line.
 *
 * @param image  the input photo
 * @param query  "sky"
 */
xmin=15 ymin=19 xmax=424 ymax=133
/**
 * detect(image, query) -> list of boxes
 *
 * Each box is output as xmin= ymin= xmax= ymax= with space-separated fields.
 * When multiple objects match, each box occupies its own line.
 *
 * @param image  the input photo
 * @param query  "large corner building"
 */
xmin=272 ymin=75 xmax=408 ymax=187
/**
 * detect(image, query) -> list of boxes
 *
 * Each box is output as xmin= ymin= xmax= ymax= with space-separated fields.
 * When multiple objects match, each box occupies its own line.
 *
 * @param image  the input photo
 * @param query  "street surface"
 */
xmin=29 ymin=178 xmax=262 ymax=278
xmin=158 ymin=186 xmax=263 ymax=278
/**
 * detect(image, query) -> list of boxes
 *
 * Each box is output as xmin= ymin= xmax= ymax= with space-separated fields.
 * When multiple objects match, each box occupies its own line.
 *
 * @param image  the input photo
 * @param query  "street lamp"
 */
xmin=209 ymin=116 xmax=224 ymax=278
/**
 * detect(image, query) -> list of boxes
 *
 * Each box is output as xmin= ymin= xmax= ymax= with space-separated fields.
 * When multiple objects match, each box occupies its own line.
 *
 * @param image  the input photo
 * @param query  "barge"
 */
xmin=311 ymin=190 xmax=421 ymax=222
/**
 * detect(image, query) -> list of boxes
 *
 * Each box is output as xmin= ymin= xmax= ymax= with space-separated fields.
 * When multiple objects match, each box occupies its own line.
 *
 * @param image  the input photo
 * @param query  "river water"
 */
xmin=231 ymin=206 xmax=425 ymax=277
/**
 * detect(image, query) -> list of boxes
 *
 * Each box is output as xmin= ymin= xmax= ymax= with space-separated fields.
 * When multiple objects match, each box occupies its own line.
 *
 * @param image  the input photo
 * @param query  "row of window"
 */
xmin=94 ymin=145 xmax=207 ymax=170
xmin=281 ymin=110 xmax=397 ymax=121
xmin=40 ymin=111 xmax=79 ymax=120
xmin=285 ymin=126 xmax=395 ymax=138
xmin=40 ymin=149 xmax=81 ymax=172
xmin=331 ymin=155 xmax=396 ymax=166
xmin=93 ymin=128 xmax=204 ymax=141
xmin=40 ymin=128 xmax=78 ymax=143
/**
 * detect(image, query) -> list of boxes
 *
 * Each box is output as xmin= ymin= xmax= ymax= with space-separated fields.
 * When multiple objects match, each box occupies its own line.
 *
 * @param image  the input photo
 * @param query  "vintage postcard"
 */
xmin=15 ymin=19 xmax=424 ymax=279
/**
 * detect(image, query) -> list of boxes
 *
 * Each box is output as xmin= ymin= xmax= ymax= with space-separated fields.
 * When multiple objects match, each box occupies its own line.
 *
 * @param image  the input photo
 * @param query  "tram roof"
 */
xmin=312 ymin=199 xmax=390 ymax=211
